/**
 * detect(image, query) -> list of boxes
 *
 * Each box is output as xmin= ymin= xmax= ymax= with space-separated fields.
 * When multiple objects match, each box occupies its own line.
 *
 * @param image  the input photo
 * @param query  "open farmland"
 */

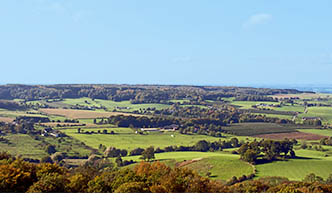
xmin=255 ymin=131 xmax=327 ymax=141
xmin=122 ymin=151 xmax=254 ymax=180
xmin=255 ymin=149 xmax=332 ymax=181
xmin=298 ymin=129 xmax=332 ymax=137
xmin=271 ymin=93 xmax=331 ymax=100
xmin=62 ymin=98 xmax=171 ymax=112
xmin=60 ymin=127 xmax=224 ymax=151
xmin=0 ymin=134 xmax=48 ymax=159
xmin=298 ymin=106 xmax=332 ymax=123
xmin=222 ymin=123 xmax=296 ymax=136
xmin=0 ymin=117 xmax=14 ymax=123
xmin=39 ymin=108 xmax=142 ymax=119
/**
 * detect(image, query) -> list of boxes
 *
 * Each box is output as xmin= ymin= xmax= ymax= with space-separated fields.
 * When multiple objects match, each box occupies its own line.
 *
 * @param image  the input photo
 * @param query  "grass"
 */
xmin=61 ymin=98 xmax=171 ymax=112
xmin=60 ymin=127 xmax=225 ymax=151
xmin=0 ymin=134 xmax=48 ymax=159
xmin=298 ymin=106 xmax=332 ymax=123
xmin=251 ymin=113 xmax=294 ymax=120
xmin=39 ymin=108 xmax=142 ymax=119
xmin=0 ymin=133 xmax=94 ymax=160
xmin=230 ymin=101 xmax=278 ymax=109
xmin=0 ymin=108 xmax=48 ymax=119
xmin=255 ymin=149 xmax=332 ymax=181
xmin=270 ymin=93 xmax=332 ymax=99
xmin=185 ymin=155 xmax=254 ymax=180
xmin=298 ymin=129 xmax=332 ymax=137
xmin=122 ymin=151 xmax=253 ymax=180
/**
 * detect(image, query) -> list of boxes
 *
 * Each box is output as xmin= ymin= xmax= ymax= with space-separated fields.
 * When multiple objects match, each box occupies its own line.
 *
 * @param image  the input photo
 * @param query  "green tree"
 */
xmin=140 ymin=147 xmax=155 ymax=161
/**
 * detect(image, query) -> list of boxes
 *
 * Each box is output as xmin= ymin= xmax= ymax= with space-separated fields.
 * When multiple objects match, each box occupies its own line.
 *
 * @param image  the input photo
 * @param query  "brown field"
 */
xmin=0 ymin=117 xmax=14 ymax=123
xmin=39 ymin=108 xmax=142 ymax=119
xmin=255 ymin=131 xmax=327 ymax=141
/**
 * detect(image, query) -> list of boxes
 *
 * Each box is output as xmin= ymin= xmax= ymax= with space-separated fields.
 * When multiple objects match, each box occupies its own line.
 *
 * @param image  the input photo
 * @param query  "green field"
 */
xmin=61 ymin=98 xmax=171 ymax=112
xmin=0 ymin=133 xmax=94 ymax=160
xmin=255 ymin=149 xmax=332 ymax=180
xmin=298 ymin=106 xmax=332 ymax=123
xmin=0 ymin=134 xmax=48 ymax=159
xmin=251 ymin=113 xmax=294 ymax=120
xmin=298 ymin=129 xmax=332 ymax=137
xmin=60 ymin=127 xmax=226 ymax=151
xmin=231 ymin=101 xmax=278 ymax=109
xmin=122 ymin=151 xmax=254 ymax=180
xmin=0 ymin=108 xmax=48 ymax=119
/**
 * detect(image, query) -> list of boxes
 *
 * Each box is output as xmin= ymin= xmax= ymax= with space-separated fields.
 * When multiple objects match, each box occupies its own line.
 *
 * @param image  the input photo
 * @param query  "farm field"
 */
xmin=270 ymin=104 xmax=305 ymax=113
xmin=122 ymin=151 xmax=254 ymax=180
xmin=298 ymin=129 xmax=332 ymax=137
xmin=0 ymin=108 xmax=48 ymax=119
xmin=251 ymin=113 xmax=293 ymax=120
xmin=230 ymin=101 xmax=306 ymax=113
xmin=62 ymin=98 xmax=171 ymax=112
xmin=39 ymin=108 xmax=142 ymax=119
xmin=230 ymin=101 xmax=278 ymax=109
xmin=0 ymin=134 xmax=48 ymax=159
xmin=270 ymin=93 xmax=331 ymax=99
xmin=255 ymin=131 xmax=327 ymax=141
xmin=222 ymin=122 xmax=296 ymax=136
xmin=255 ymin=149 xmax=332 ymax=180
xmin=298 ymin=106 xmax=332 ymax=123
xmin=0 ymin=116 xmax=14 ymax=123
xmin=0 ymin=133 xmax=94 ymax=160
xmin=60 ymin=127 xmax=227 ymax=151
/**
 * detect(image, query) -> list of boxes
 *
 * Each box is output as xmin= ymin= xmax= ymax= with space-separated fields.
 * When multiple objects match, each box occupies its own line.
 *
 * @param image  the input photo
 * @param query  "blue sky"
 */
xmin=1 ymin=0 xmax=332 ymax=86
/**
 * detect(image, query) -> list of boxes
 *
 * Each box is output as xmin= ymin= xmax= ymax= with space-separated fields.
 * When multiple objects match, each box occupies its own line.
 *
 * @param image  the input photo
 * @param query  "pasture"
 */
xmin=0 ymin=134 xmax=48 ymax=159
xmin=298 ymin=106 xmax=332 ymax=123
xmin=255 ymin=149 xmax=332 ymax=180
xmin=122 ymin=151 xmax=254 ymax=180
xmin=61 ymin=98 xmax=171 ymax=112
xmin=298 ymin=129 xmax=332 ymax=137
xmin=39 ymin=108 xmax=142 ymax=119
xmin=270 ymin=93 xmax=331 ymax=100
xmin=0 ymin=133 xmax=94 ymax=160
xmin=60 ymin=127 xmax=225 ymax=151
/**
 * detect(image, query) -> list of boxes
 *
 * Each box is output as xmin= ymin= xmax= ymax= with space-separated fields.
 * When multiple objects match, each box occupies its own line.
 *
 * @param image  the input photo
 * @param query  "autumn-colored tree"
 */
xmin=114 ymin=182 xmax=149 ymax=193
xmin=66 ymin=173 xmax=91 ymax=193
xmin=0 ymin=159 xmax=37 ymax=192
xmin=27 ymin=173 xmax=68 ymax=193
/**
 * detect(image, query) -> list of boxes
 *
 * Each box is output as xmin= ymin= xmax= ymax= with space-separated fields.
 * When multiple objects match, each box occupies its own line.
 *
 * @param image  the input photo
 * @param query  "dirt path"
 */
xmin=176 ymin=158 xmax=203 ymax=168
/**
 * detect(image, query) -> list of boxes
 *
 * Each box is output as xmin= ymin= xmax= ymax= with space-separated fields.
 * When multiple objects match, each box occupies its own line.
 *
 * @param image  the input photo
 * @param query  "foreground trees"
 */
xmin=238 ymin=139 xmax=296 ymax=164
xmin=2 ymin=154 xmax=332 ymax=193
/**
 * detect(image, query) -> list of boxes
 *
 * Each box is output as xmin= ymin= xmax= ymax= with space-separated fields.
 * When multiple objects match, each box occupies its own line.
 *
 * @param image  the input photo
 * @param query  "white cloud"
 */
xmin=243 ymin=13 xmax=272 ymax=29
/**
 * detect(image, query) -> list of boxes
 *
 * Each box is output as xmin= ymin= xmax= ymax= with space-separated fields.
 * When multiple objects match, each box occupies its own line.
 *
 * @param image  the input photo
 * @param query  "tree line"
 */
xmin=0 ymin=84 xmax=304 ymax=102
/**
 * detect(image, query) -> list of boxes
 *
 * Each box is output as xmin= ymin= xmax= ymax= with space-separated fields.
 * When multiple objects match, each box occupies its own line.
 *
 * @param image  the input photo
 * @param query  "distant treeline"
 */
xmin=0 ymin=84 xmax=305 ymax=103
xmin=0 ymin=100 xmax=27 ymax=110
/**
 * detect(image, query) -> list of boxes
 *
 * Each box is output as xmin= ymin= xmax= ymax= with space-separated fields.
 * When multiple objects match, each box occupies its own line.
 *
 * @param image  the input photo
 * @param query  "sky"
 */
xmin=1 ymin=0 xmax=332 ymax=86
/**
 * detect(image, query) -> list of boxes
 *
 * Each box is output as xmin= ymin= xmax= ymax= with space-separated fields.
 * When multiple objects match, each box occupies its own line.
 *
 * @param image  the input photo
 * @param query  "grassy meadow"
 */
xmin=122 ymin=151 xmax=254 ymax=180
xmin=255 ymin=149 xmax=332 ymax=180
xmin=60 ymin=127 xmax=228 ymax=151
